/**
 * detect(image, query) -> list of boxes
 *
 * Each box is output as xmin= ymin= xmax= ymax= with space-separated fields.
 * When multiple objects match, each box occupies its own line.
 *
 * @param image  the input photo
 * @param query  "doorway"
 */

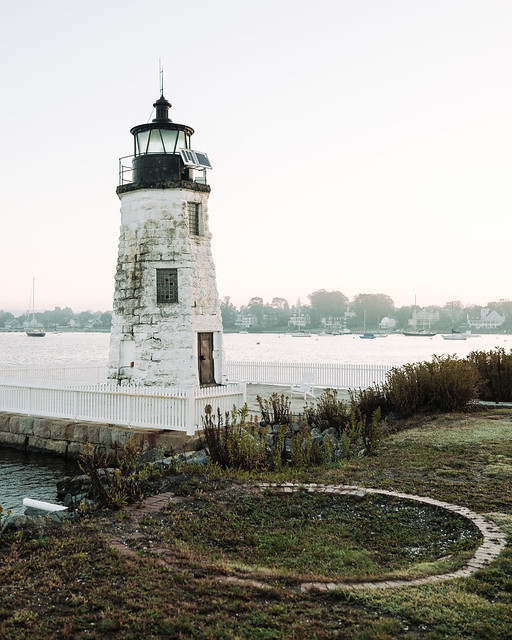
xmin=198 ymin=332 xmax=215 ymax=385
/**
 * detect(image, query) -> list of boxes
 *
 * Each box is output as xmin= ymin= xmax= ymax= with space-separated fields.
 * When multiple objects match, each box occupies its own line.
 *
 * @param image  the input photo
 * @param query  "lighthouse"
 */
xmin=108 ymin=91 xmax=223 ymax=387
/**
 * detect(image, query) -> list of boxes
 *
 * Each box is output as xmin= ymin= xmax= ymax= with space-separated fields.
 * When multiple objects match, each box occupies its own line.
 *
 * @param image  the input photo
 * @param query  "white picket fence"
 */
xmin=0 ymin=360 xmax=393 ymax=435
xmin=224 ymin=360 xmax=393 ymax=389
xmin=0 ymin=364 xmax=108 ymax=385
xmin=0 ymin=381 xmax=245 ymax=436
xmin=0 ymin=361 xmax=393 ymax=390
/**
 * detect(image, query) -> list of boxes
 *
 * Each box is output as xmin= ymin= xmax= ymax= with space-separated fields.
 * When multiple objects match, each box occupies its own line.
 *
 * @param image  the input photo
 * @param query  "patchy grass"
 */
xmin=156 ymin=489 xmax=480 ymax=582
xmin=0 ymin=407 xmax=511 ymax=639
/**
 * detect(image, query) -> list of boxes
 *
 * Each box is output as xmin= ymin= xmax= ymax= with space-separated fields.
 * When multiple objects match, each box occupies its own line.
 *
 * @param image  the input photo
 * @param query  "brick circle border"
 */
xmin=257 ymin=483 xmax=508 ymax=592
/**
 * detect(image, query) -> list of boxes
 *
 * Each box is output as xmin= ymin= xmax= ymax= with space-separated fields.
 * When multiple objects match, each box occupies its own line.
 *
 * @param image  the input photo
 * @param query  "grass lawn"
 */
xmin=1 ymin=407 xmax=511 ymax=639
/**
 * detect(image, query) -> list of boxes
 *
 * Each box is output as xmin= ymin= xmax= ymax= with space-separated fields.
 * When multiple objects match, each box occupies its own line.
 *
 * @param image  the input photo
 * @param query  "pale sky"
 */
xmin=1 ymin=0 xmax=511 ymax=313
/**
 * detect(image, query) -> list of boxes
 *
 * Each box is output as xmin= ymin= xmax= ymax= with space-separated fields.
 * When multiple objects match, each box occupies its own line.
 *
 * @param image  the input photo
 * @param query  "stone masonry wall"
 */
xmin=108 ymin=186 xmax=223 ymax=387
xmin=0 ymin=412 xmax=194 ymax=460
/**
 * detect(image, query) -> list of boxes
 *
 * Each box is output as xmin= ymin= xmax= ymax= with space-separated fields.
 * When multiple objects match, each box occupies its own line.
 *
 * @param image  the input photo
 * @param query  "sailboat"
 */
xmin=291 ymin=299 xmax=311 ymax=337
xmin=441 ymin=302 xmax=466 ymax=340
xmin=360 ymin=311 xmax=375 ymax=339
xmin=403 ymin=296 xmax=435 ymax=337
xmin=25 ymin=279 xmax=46 ymax=337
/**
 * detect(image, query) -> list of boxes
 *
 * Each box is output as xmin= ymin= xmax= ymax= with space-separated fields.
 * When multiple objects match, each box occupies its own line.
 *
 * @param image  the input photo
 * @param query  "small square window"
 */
xmin=188 ymin=202 xmax=200 ymax=235
xmin=156 ymin=268 xmax=178 ymax=303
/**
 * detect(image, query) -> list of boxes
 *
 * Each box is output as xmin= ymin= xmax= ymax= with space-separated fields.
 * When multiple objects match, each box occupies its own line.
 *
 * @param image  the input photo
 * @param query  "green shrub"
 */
xmin=383 ymin=361 xmax=433 ymax=415
xmin=350 ymin=384 xmax=389 ymax=422
xmin=303 ymin=389 xmax=382 ymax=456
xmin=290 ymin=424 xmax=329 ymax=468
xmin=256 ymin=393 xmax=291 ymax=425
xmin=428 ymin=355 xmax=480 ymax=411
xmin=201 ymin=404 xmax=267 ymax=470
xmin=200 ymin=405 xmax=232 ymax=468
xmin=304 ymin=388 xmax=349 ymax=433
xmin=382 ymin=355 xmax=479 ymax=415
xmin=0 ymin=504 xmax=11 ymax=537
xmin=348 ymin=355 xmax=480 ymax=419
xmin=467 ymin=347 xmax=512 ymax=402
xmin=79 ymin=437 xmax=156 ymax=510
xmin=201 ymin=393 xmax=376 ymax=471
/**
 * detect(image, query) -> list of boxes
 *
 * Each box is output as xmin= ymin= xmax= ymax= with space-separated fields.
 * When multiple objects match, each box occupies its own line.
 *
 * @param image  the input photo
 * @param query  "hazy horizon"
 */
xmin=2 ymin=291 xmax=510 ymax=317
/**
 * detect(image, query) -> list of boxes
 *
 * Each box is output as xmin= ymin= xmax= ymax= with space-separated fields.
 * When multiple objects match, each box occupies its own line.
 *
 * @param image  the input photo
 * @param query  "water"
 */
xmin=224 ymin=332 xmax=511 ymax=366
xmin=0 ymin=449 xmax=78 ymax=516
xmin=1 ymin=330 xmax=510 ymax=369
xmin=1 ymin=330 xmax=510 ymax=516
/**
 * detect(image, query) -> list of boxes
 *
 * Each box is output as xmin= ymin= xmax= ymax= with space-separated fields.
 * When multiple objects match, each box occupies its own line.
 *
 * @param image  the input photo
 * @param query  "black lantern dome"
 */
xmin=127 ymin=93 xmax=195 ymax=185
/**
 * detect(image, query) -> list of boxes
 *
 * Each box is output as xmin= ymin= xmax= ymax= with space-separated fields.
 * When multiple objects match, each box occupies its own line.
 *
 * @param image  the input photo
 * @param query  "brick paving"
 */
xmin=107 ymin=483 xmax=508 ymax=594
xmin=258 ymin=483 xmax=507 ymax=592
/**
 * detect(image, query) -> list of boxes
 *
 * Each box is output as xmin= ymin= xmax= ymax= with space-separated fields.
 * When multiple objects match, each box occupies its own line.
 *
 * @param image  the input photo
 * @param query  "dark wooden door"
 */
xmin=198 ymin=332 xmax=215 ymax=385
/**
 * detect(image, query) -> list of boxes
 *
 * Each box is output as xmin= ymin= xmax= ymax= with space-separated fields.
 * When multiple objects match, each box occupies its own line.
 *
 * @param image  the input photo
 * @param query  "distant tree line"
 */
xmin=221 ymin=291 xmax=512 ymax=332
xmin=2 ymin=292 xmax=511 ymax=333
xmin=0 ymin=307 xmax=112 ymax=331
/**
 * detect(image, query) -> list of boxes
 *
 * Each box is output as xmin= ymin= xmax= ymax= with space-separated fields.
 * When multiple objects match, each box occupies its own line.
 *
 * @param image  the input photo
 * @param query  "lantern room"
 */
xmin=119 ymin=93 xmax=202 ymax=186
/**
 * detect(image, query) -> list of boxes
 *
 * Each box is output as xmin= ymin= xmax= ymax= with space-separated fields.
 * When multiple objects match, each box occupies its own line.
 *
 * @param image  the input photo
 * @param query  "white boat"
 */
xmin=25 ymin=279 xmax=46 ymax=337
xmin=441 ymin=303 xmax=467 ymax=340
xmin=403 ymin=330 xmax=436 ymax=337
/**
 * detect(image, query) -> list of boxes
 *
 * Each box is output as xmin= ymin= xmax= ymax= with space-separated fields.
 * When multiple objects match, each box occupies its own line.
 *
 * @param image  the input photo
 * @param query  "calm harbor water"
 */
xmin=1 ymin=330 xmax=510 ymax=368
xmin=0 ymin=449 xmax=78 ymax=516
xmin=1 ymin=330 xmax=510 ymax=516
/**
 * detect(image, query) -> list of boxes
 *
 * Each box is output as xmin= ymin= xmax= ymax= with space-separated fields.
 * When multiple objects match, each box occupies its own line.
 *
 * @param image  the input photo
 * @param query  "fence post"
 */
xmin=186 ymin=387 xmax=195 ymax=436
xmin=73 ymin=390 xmax=79 ymax=420
xmin=128 ymin=391 xmax=133 ymax=427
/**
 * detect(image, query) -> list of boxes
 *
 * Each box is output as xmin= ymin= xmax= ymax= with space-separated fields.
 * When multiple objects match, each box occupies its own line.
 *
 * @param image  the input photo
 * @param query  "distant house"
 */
xmin=288 ymin=307 xmax=310 ymax=329
xmin=320 ymin=316 xmax=345 ymax=330
xmin=4 ymin=319 xmax=21 ymax=330
xmin=467 ymin=309 xmax=505 ymax=330
xmin=379 ymin=317 xmax=396 ymax=330
xmin=408 ymin=308 xmax=439 ymax=330
xmin=234 ymin=312 xmax=258 ymax=329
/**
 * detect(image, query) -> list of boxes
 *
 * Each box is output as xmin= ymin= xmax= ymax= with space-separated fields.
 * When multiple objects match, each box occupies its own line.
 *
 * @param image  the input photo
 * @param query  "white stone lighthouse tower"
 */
xmin=108 ymin=92 xmax=223 ymax=387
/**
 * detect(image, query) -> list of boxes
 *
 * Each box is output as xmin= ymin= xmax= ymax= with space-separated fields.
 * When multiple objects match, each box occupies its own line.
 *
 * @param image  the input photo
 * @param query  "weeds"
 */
xmin=79 ymin=437 xmax=158 ymax=510
xmin=201 ymin=390 xmax=382 ymax=472
xmin=257 ymin=393 xmax=291 ymax=425
xmin=201 ymin=404 xmax=267 ymax=470
xmin=304 ymin=388 xmax=348 ymax=433
xmin=0 ymin=504 xmax=11 ymax=537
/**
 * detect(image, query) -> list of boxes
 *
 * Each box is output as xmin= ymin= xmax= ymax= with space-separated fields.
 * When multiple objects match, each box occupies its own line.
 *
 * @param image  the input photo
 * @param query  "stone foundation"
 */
xmin=0 ymin=412 xmax=196 ymax=460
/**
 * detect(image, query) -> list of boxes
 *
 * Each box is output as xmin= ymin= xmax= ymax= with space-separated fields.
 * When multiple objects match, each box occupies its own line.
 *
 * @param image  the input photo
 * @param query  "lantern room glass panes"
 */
xmin=135 ymin=128 xmax=189 ymax=155
xmin=161 ymin=129 xmax=178 ymax=153
xmin=136 ymin=130 xmax=150 ymax=154
xmin=147 ymin=129 xmax=165 ymax=153
xmin=177 ymin=131 xmax=187 ymax=150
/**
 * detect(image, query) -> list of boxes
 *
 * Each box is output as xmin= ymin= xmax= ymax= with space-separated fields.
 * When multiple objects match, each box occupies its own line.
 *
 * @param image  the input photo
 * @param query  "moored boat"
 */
xmin=403 ymin=330 xmax=436 ymax=337
xmin=25 ymin=279 xmax=46 ymax=338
